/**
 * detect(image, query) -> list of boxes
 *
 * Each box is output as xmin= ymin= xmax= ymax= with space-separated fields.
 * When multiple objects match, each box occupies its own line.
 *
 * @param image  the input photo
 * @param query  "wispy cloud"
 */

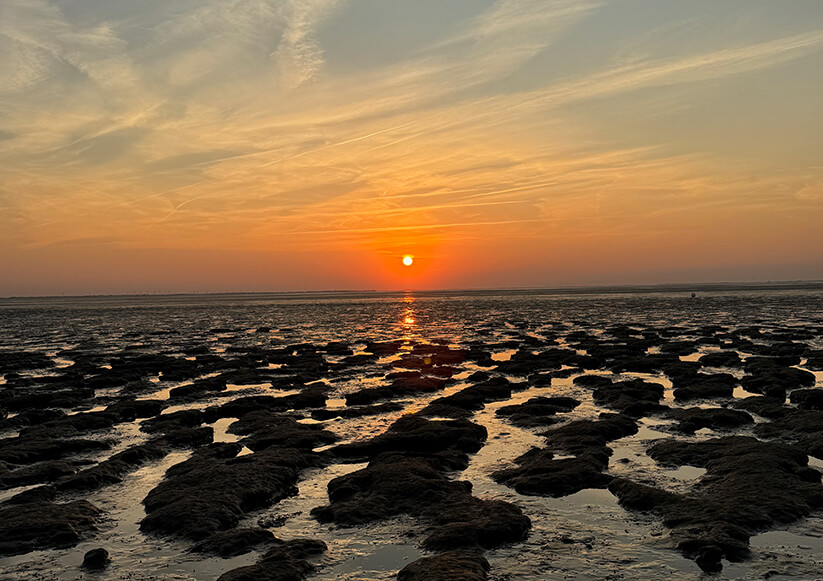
xmin=273 ymin=0 xmax=343 ymax=88
xmin=1 ymin=0 xmax=822 ymax=286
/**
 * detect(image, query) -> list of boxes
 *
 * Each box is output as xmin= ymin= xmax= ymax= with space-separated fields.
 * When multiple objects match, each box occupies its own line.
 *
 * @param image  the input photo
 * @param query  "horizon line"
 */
xmin=2 ymin=279 xmax=823 ymax=301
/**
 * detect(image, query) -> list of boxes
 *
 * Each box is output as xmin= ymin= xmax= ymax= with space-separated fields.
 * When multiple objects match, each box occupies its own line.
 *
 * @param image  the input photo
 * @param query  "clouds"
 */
xmin=273 ymin=0 xmax=343 ymax=88
xmin=1 ymin=0 xmax=822 ymax=291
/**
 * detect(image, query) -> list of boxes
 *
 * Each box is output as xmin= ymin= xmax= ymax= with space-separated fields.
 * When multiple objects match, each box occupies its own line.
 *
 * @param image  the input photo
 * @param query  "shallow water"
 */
xmin=1 ymin=287 xmax=822 ymax=580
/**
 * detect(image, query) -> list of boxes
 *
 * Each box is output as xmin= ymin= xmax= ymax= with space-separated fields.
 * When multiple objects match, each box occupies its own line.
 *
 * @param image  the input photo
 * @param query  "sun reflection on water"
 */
xmin=399 ymin=294 xmax=418 ymax=340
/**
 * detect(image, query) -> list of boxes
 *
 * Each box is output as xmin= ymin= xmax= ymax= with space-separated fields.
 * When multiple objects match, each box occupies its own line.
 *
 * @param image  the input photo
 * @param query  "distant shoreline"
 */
xmin=2 ymin=280 xmax=823 ymax=303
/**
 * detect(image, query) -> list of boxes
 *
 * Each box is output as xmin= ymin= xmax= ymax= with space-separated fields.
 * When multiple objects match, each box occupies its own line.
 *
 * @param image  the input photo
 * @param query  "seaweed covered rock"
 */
xmin=0 ymin=432 xmax=110 ymax=465
xmin=1 ymin=460 xmax=76 ymax=489
xmin=332 ymin=415 xmax=487 ymax=460
xmin=698 ymin=351 xmax=742 ymax=368
xmin=495 ymin=396 xmax=579 ymax=428
xmin=205 ymin=384 xmax=330 ymax=420
xmin=310 ymin=401 xmax=402 ymax=421
xmin=227 ymin=413 xmax=337 ymax=451
xmin=216 ymin=538 xmax=326 ymax=581
xmin=345 ymin=376 xmax=448 ymax=406
xmin=311 ymin=454 xmax=529 ymax=550
xmin=191 ymin=527 xmax=276 ymax=557
xmin=609 ymin=436 xmax=823 ymax=573
xmin=492 ymin=448 xmax=611 ymax=497
xmin=418 ymin=378 xmax=516 ymax=418
xmin=789 ymin=389 xmax=823 ymax=411
xmin=590 ymin=378 xmax=666 ymax=417
xmin=740 ymin=359 xmax=815 ymax=399
xmin=140 ymin=409 xmax=204 ymax=434
xmin=672 ymin=373 xmax=737 ymax=401
xmin=141 ymin=443 xmax=326 ymax=541
xmin=0 ymin=500 xmax=100 ymax=556
xmin=398 ymin=551 xmax=490 ymax=581
xmin=734 ymin=396 xmax=788 ymax=419
xmin=666 ymin=407 xmax=754 ymax=434
xmin=492 ymin=414 xmax=637 ymax=497
xmin=754 ymin=408 xmax=823 ymax=458
xmin=56 ymin=429 xmax=214 ymax=492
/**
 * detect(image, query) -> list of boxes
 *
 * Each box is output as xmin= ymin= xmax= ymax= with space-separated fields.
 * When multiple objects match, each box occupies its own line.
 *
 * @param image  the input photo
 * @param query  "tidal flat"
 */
xmin=1 ymin=287 xmax=823 ymax=580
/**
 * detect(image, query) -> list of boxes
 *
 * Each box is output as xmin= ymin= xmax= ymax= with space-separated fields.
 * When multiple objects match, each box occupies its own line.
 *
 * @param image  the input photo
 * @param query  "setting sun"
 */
xmin=402 ymin=255 xmax=414 ymax=267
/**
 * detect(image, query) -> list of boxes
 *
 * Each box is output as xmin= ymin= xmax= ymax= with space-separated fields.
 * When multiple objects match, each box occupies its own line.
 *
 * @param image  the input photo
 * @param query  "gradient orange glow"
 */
xmin=1 ymin=1 xmax=822 ymax=295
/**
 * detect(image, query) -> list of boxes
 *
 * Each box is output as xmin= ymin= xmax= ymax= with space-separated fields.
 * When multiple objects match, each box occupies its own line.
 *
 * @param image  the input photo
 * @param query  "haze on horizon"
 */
xmin=1 ymin=0 xmax=822 ymax=296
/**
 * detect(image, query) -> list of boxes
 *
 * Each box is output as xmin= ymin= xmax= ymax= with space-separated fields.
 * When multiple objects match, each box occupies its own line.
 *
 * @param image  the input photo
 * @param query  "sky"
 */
xmin=1 ymin=0 xmax=822 ymax=295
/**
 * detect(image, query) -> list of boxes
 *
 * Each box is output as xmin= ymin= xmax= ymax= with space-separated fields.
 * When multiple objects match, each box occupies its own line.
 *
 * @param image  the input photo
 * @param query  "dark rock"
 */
xmin=539 ymin=413 xmax=638 ymax=455
xmin=666 ymin=407 xmax=754 ymax=434
xmin=332 ymin=415 xmax=486 ymax=460
xmin=572 ymin=375 xmax=614 ymax=389
xmin=0 ymin=500 xmax=100 ymax=556
xmin=493 ymin=414 xmax=637 ymax=497
xmin=408 ymin=345 xmax=470 ymax=366
xmin=310 ymin=402 xmax=403 ymax=421
xmin=323 ymin=341 xmax=351 ymax=355
xmin=734 ymin=396 xmax=788 ymax=419
xmin=698 ymin=351 xmax=742 ymax=368
xmin=417 ymin=378 xmax=516 ymax=418
xmin=141 ymin=444 xmax=326 ymax=540
xmin=423 ymin=497 xmax=532 ymax=551
xmin=191 ymin=527 xmax=276 ymax=557
xmin=0 ymin=351 xmax=55 ymax=373
xmin=227 ymin=413 xmax=337 ymax=451
xmin=312 ymin=454 xmax=529 ymax=550
xmin=754 ymin=409 xmax=823 ymax=459
xmin=0 ymin=387 xmax=95 ymax=413
xmin=0 ymin=433 xmax=110 ymax=465
xmin=160 ymin=426 xmax=215 ymax=449
xmin=205 ymin=385 xmax=330 ymax=421
xmin=82 ymin=547 xmax=110 ymax=569
xmin=741 ymin=360 xmax=815 ymax=399
xmin=140 ymin=409 xmax=204 ymax=434
xmin=346 ymin=376 xmax=448 ymax=406
xmin=0 ymin=408 xmax=65 ymax=430
xmin=672 ymin=373 xmax=737 ymax=401
xmin=495 ymin=396 xmax=579 ymax=427
xmin=19 ymin=411 xmax=116 ymax=438
xmin=492 ymin=448 xmax=611 ymax=497
xmin=1 ymin=460 xmax=76 ymax=489
xmin=3 ymin=485 xmax=57 ymax=505
xmin=53 ymin=430 xmax=213 ymax=493
xmin=169 ymin=378 xmax=228 ymax=400
xmin=398 ymin=551 xmax=490 ymax=581
xmin=590 ymin=379 xmax=666 ymax=417
xmin=104 ymin=399 xmax=166 ymax=421
xmin=216 ymin=538 xmax=326 ymax=581
xmin=494 ymin=348 xmax=583 ymax=376
xmin=609 ymin=436 xmax=823 ymax=573
xmin=789 ymin=389 xmax=823 ymax=411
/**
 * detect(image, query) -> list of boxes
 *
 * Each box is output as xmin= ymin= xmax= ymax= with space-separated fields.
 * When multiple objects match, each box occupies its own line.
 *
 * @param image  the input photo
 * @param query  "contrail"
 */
xmin=258 ymin=120 xmax=418 ymax=167
xmin=289 ymin=218 xmax=541 ymax=235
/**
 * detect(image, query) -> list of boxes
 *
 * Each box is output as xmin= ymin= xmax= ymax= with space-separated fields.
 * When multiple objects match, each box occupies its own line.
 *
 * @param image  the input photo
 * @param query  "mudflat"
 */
xmin=1 ymin=287 xmax=822 ymax=580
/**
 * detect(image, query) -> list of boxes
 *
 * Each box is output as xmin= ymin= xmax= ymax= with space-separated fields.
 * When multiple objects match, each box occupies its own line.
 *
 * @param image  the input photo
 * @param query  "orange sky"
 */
xmin=1 ymin=0 xmax=822 ymax=295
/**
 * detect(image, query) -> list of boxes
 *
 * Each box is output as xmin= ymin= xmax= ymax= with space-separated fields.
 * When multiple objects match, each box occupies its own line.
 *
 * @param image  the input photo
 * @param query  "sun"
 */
xmin=402 ymin=255 xmax=414 ymax=267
